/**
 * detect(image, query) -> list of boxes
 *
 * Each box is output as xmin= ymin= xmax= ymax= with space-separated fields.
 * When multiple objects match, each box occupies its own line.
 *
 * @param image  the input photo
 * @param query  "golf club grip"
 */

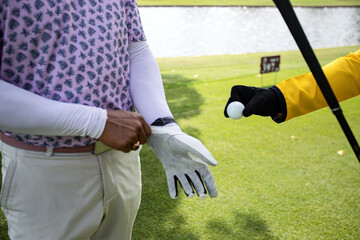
xmin=273 ymin=0 xmax=360 ymax=162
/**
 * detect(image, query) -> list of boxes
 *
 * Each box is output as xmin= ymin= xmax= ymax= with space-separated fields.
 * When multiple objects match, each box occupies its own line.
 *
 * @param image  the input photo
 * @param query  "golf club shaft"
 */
xmin=273 ymin=0 xmax=360 ymax=162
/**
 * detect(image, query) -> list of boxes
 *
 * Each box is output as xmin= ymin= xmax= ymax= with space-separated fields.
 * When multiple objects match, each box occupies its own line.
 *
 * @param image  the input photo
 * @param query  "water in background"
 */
xmin=139 ymin=7 xmax=360 ymax=57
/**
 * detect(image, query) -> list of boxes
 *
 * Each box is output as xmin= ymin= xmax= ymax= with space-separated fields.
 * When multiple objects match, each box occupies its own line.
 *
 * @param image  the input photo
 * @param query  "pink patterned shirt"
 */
xmin=0 ymin=0 xmax=146 ymax=147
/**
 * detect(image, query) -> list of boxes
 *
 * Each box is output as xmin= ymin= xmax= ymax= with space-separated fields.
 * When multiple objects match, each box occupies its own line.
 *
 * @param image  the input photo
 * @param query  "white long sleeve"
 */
xmin=129 ymin=41 xmax=173 ymax=125
xmin=0 ymin=80 xmax=107 ymax=139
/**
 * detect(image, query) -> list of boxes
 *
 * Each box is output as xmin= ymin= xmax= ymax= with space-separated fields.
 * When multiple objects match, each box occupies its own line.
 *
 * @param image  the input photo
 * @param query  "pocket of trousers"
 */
xmin=0 ymin=159 xmax=17 ymax=209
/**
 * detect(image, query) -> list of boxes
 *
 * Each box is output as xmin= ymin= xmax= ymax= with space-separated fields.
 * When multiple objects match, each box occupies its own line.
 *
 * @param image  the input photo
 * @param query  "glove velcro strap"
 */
xmin=151 ymin=117 xmax=177 ymax=126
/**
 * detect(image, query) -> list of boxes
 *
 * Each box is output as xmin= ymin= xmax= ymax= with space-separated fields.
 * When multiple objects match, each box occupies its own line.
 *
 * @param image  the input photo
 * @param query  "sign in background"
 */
xmin=260 ymin=55 xmax=280 ymax=74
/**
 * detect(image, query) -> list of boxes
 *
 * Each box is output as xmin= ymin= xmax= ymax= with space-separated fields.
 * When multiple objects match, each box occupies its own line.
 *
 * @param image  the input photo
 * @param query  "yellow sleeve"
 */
xmin=275 ymin=49 xmax=360 ymax=121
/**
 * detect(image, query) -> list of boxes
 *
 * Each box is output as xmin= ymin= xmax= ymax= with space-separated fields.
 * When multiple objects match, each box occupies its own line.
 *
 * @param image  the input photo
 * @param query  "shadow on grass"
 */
xmin=135 ymin=157 xmax=279 ymax=240
xmin=135 ymin=143 xmax=278 ymax=239
xmin=206 ymin=211 xmax=279 ymax=240
xmin=134 ymin=73 xmax=278 ymax=239
xmin=161 ymin=73 xmax=204 ymax=120
xmin=133 ymin=145 xmax=201 ymax=240
xmin=133 ymin=73 xmax=205 ymax=239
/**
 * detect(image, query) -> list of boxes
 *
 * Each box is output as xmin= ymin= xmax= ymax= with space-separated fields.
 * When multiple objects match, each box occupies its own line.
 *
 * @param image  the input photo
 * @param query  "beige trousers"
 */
xmin=0 ymin=140 xmax=142 ymax=240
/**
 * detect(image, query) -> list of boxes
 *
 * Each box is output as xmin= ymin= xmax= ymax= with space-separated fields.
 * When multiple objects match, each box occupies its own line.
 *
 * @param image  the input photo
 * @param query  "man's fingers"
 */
xmin=148 ymin=124 xmax=217 ymax=200
xmin=243 ymin=98 xmax=260 ymax=117
xmin=142 ymin=118 xmax=151 ymax=137
xmin=99 ymin=110 xmax=151 ymax=152
xmin=137 ymin=125 xmax=148 ymax=145
xmin=166 ymin=174 xmax=178 ymax=199
xmin=230 ymin=85 xmax=256 ymax=104
xmin=177 ymin=175 xmax=195 ymax=198
xmin=243 ymin=94 xmax=265 ymax=117
xmin=228 ymin=87 xmax=280 ymax=117
xmin=187 ymin=172 xmax=207 ymax=199
xmin=198 ymin=167 xmax=217 ymax=198
xmin=136 ymin=114 xmax=151 ymax=144
xmin=129 ymin=112 xmax=150 ymax=144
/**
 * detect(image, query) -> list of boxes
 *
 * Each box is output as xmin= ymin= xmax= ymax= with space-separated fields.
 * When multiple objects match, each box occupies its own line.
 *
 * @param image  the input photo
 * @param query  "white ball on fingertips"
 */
xmin=227 ymin=101 xmax=245 ymax=120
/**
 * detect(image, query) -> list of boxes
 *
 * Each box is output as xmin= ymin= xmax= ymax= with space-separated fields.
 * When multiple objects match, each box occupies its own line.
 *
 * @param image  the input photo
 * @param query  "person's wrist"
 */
xmin=269 ymin=86 xmax=287 ymax=123
xmin=149 ymin=118 xmax=183 ymax=136
xmin=267 ymin=88 xmax=281 ymax=115
xmin=82 ymin=107 xmax=108 ymax=139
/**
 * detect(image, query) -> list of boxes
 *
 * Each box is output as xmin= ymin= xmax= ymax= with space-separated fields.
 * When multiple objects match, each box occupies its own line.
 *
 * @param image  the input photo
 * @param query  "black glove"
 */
xmin=224 ymin=85 xmax=283 ymax=119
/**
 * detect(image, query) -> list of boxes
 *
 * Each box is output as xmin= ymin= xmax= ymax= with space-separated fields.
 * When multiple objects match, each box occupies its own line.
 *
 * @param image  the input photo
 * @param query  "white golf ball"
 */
xmin=227 ymin=101 xmax=245 ymax=120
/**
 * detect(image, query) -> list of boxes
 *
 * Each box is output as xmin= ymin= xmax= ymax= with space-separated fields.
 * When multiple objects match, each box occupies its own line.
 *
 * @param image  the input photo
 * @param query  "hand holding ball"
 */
xmin=227 ymin=101 xmax=245 ymax=120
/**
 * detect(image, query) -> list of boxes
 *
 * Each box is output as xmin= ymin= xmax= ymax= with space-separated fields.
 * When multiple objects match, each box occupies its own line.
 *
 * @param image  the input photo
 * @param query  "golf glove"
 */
xmin=224 ymin=85 xmax=283 ymax=120
xmin=147 ymin=123 xmax=218 ymax=199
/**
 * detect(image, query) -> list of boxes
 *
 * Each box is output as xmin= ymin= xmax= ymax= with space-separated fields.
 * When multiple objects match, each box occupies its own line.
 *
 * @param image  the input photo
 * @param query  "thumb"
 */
xmin=242 ymin=93 xmax=265 ymax=117
xmin=168 ymin=134 xmax=218 ymax=166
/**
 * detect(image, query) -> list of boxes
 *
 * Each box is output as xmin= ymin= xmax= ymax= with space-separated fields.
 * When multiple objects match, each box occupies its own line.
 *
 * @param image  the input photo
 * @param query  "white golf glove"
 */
xmin=147 ymin=123 xmax=218 ymax=199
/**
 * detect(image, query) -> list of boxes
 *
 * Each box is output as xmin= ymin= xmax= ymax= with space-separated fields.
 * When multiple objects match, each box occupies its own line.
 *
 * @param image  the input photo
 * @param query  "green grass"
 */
xmin=133 ymin=45 xmax=360 ymax=240
xmin=1 ymin=45 xmax=360 ymax=239
xmin=138 ymin=0 xmax=360 ymax=7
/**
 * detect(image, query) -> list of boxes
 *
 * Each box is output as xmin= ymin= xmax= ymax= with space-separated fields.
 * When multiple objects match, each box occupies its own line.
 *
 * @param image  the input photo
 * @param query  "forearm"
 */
xmin=129 ymin=41 xmax=173 ymax=125
xmin=0 ymin=80 xmax=107 ymax=138
xmin=276 ymin=49 xmax=360 ymax=121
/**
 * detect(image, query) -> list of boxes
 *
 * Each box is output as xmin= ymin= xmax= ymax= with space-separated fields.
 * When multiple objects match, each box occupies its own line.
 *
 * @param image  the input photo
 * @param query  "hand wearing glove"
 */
xmin=224 ymin=85 xmax=285 ymax=122
xmin=147 ymin=118 xmax=218 ymax=199
xmin=129 ymin=42 xmax=218 ymax=199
